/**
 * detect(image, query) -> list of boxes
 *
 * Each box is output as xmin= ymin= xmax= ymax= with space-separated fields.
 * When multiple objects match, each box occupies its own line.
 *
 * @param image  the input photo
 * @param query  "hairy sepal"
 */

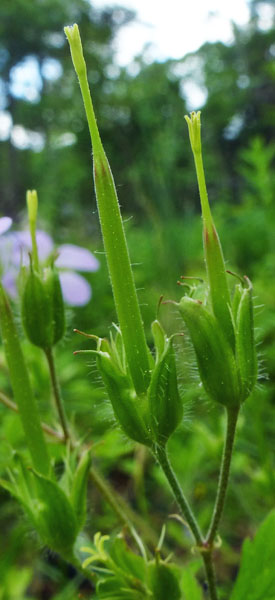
xmin=97 ymin=351 xmax=151 ymax=446
xmin=235 ymin=277 xmax=257 ymax=401
xmin=149 ymin=333 xmax=183 ymax=446
xmin=179 ymin=296 xmax=241 ymax=408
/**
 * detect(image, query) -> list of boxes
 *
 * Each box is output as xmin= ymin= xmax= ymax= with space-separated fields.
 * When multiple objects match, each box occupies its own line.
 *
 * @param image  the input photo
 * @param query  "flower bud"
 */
xmin=179 ymin=296 xmax=241 ymax=407
xmin=149 ymin=330 xmax=183 ymax=446
xmin=21 ymin=265 xmax=65 ymax=350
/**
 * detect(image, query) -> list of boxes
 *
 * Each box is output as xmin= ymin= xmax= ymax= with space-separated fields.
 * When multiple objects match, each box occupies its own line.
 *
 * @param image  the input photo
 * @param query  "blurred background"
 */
xmin=0 ymin=0 xmax=275 ymax=598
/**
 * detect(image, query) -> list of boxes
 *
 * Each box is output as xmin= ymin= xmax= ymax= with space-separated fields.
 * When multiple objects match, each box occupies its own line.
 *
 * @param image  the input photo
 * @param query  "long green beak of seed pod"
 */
xmin=27 ymin=190 xmax=39 ymax=272
xmin=185 ymin=112 xmax=234 ymax=350
xmin=64 ymin=24 xmax=150 ymax=396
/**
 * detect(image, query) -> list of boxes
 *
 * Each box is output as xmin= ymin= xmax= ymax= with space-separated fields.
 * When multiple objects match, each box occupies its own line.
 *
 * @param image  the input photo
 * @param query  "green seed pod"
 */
xmin=96 ymin=352 xmax=151 ymax=446
xmin=185 ymin=112 xmax=235 ymax=350
xmin=235 ymin=277 xmax=257 ymax=401
xmin=44 ymin=267 xmax=65 ymax=345
xmin=21 ymin=268 xmax=52 ymax=349
xmin=65 ymin=24 xmax=151 ymax=397
xmin=179 ymin=296 xmax=241 ymax=407
xmin=203 ymin=222 xmax=235 ymax=350
xmin=149 ymin=337 xmax=183 ymax=446
xmin=21 ymin=266 xmax=65 ymax=350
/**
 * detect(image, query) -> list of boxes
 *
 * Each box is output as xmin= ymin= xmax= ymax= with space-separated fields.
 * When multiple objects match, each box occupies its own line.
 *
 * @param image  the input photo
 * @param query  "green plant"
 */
xmin=0 ymin=23 xmax=272 ymax=600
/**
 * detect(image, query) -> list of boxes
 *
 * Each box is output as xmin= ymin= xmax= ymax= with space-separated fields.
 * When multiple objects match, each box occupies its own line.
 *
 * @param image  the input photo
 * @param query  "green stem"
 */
xmin=89 ymin=464 xmax=134 ymax=529
xmin=207 ymin=407 xmax=239 ymax=545
xmin=155 ymin=445 xmax=203 ymax=546
xmin=155 ymin=445 xmax=222 ymax=598
xmin=0 ymin=284 xmax=50 ymax=475
xmin=64 ymin=552 xmax=95 ymax=584
xmin=201 ymin=552 xmax=219 ymax=600
xmin=44 ymin=347 xmax=70 ymax=443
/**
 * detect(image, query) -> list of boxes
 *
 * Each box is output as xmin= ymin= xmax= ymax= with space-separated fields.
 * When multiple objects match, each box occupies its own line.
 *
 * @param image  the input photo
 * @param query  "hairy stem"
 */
xmin=155 ymin=444 xmax=203 ymax=545
xmin=44 ymin=347 xmax=70 ymax=443
xmin=207 ymin=407 xmax=239 ymax=545
xmin=155 ymin=445 xmax=223 ymax=598
xmin=202 ymin=551 xmax=219 ymax=600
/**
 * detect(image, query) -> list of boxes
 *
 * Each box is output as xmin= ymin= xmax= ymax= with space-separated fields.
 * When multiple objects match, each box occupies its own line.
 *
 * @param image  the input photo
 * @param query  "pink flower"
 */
xmin=0 ymin=218 xmax=99 ymax=306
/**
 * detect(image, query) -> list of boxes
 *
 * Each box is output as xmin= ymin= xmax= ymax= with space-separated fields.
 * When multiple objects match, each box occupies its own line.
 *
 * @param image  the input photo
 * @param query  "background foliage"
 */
xmin=0 ymin=0 xmax=275 ymax=597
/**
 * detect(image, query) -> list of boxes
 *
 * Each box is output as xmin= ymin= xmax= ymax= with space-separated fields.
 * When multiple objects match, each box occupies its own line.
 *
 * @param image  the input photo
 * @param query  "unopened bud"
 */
xmin=21 ymin=265 xmax=65 ymax=350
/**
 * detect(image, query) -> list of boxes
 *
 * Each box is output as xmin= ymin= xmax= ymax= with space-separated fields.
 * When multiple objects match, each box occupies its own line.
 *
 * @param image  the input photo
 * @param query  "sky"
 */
xmin=1 ymin=0 xmax=274 ymax=149
xmin=92 ymin=0 xmax=254 ymax=65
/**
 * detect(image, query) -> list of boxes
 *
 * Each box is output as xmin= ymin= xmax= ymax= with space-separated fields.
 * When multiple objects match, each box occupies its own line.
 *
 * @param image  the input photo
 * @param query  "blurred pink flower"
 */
xmin=0 ymin=218 xmax=99 ymax=306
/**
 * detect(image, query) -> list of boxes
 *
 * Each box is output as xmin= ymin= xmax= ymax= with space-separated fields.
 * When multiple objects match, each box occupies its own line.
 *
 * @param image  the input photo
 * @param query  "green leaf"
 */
xmin=230 ymin=511 xmax=275 ymax=600
xmin=108 ymin=537 xmax=147 ymax=582
xmin=70 ymin=449 xmax=91 ymax=533
xmin=0 ymin=475 xmax=34 ymax=525
xmin=97 ymin=576 xmax=144 ymax=599
xmin=149 ymin=561 xmax=181 ymax=600
xmin=181 ymin=563 xmax=203 ymax=600
xmin=31 ymin=470 xmax=78 ymax=555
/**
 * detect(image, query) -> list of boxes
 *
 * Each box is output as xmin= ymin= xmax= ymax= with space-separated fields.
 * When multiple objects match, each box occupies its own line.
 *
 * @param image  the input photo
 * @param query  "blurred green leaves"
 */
xmin=231 ymin=511 xmax=275 ymax=600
